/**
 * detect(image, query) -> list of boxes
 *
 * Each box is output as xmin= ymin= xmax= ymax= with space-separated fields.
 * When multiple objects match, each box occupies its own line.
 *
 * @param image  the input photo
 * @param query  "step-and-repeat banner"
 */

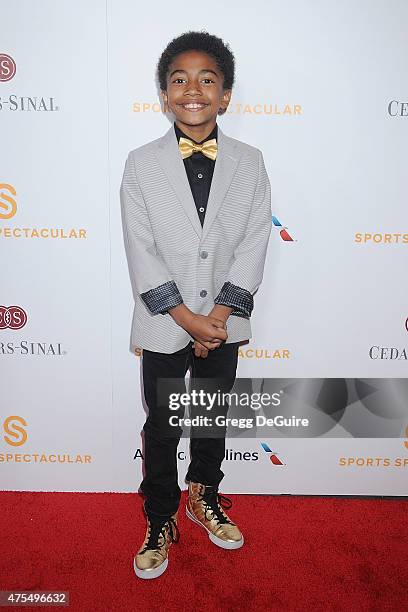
xmin=1 ymin=0 xmax=407 ymax=495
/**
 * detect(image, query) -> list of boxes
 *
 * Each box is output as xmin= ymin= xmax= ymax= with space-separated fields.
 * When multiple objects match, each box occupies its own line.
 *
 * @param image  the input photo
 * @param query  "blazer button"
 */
xmin=200 ymin=289 xmax=207 ymax=298
xmin=200 ymin=251 xmax=208 ymax=259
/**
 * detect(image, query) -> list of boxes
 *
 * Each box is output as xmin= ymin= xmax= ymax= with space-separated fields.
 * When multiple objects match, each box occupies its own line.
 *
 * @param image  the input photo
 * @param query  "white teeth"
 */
xmin=183 ymin=104 xmax=205 ymax=108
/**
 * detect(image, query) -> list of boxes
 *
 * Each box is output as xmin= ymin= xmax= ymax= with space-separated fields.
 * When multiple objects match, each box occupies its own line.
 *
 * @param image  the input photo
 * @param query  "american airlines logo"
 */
xmin=272 ymin=215 xmax=295 ymax=242
xmin=261 ymin=442 xmax=285 ymax=465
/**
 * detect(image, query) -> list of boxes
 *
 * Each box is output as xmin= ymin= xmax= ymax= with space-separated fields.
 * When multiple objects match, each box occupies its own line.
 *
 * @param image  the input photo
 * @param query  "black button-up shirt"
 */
xmin=174 ymin=122 xmax=217 ymax=227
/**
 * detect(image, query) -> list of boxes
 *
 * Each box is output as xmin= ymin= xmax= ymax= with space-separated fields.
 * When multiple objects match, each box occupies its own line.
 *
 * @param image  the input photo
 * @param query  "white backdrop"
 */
xmin=1 ymin=0 xmax=407 ymax=495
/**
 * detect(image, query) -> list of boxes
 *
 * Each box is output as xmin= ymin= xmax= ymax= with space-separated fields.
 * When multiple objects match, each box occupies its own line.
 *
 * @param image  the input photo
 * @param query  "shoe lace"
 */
xmin=199 ymin=486 xmax=234 ymax=525
xmin=142 ymin=516 xmax=180 ymax=552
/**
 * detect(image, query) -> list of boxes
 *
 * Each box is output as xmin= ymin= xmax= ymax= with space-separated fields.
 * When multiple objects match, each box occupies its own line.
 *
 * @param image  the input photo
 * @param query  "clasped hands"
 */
xmin=169 ymin=303 xmax=233 ymax=359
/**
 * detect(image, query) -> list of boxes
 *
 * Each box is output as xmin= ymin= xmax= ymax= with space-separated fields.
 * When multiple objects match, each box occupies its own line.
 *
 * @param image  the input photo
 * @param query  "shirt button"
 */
xmin=200 ymin=289 xmax=207 ymax=298
xmin=199 ymin=207 xmax=205 ymax=213
xmin=197 ymin=173 xmax=203 ymax=179
xmin=200 ymin=251 xmax=208 ymax=259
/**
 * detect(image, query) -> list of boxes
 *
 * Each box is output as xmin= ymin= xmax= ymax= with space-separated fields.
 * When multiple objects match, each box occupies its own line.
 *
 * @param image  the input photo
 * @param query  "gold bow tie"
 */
xmin=178 ymin=137 xmax=218 ymax=161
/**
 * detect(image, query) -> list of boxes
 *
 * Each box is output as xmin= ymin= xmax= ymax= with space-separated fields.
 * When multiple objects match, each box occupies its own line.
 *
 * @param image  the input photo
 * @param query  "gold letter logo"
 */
xmin=0 ymin=183 xmax=17 ymax=219
xmin=3 ymin=416 xmax=27 ymax=446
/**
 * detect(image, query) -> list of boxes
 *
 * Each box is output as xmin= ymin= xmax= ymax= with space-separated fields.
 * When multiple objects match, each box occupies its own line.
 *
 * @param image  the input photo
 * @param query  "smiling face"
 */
xmin=161 ymin=50 xmax=232 ymax=140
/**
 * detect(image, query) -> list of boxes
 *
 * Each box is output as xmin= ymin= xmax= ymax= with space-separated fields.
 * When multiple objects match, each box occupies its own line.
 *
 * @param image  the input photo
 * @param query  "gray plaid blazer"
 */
xmin=120 ymin=123 xmax=272 ymax=354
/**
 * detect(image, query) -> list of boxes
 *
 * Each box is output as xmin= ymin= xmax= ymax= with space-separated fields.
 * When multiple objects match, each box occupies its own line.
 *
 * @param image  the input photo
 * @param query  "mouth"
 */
xmin=179 ymin=102 xmax=209 ymax=112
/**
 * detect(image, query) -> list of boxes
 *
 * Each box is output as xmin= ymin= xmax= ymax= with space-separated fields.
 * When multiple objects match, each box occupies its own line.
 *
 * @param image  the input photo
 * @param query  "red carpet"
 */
xmin=0 ymin=491 xmax=406 ymax=611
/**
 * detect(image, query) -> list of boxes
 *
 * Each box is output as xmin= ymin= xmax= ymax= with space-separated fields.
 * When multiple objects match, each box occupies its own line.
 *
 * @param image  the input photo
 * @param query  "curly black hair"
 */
xmin=157 ymin=30 xmax=235 ymax=91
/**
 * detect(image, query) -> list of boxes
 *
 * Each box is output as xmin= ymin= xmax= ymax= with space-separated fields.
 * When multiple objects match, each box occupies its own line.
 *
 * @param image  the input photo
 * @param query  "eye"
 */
xmin=173 ymin=78 xmax=185 ymax=83
xmin=202 ymin=78 xmax=214 ymax=83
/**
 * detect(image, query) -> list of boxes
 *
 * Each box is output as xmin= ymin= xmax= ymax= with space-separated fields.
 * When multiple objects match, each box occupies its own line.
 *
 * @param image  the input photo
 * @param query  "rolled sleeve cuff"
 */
xmin=140 ymin=280 xmax=184 ymax=315
xmin=214 ymin=281 xmax=254 ymax=318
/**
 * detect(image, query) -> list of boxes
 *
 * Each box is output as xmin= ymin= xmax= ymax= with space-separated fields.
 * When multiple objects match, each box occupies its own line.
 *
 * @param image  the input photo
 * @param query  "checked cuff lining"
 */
xmin=140 ymin=280 xmax=183 ymax=315
xmin=214 ymin=281 xmax=253 ymax=319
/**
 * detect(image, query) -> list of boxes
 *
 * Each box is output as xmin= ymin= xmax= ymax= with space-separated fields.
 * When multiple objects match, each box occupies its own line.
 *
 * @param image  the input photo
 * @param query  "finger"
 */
xmin=207 ymin=340 xmax=222 ymax=350
xmin=194 ymin=341 xmax=209 ymax=358
xmin=209 ymin=323 xmax=227 ymax=337
xmin=201 ymin=337 xmax=222 ymax=347
xmin=200 ymin=340 xmax=219 ymax=350
xmin=212 ymin=328 xmax=228 ymax=341
xmin=210 ymin=317 xmax=227 ymax=329
xmin=194 ymin=339 xmax=209 ymax=352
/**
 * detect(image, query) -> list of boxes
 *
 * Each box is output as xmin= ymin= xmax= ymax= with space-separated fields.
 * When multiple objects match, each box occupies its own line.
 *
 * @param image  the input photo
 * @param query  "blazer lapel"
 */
xmin=154 ymin=123 xmax=241 ymax=241
xmin=202 ymin=126 xmax=240 ymax=241
xmin=155 ymin=125 xmax=202 ymax=237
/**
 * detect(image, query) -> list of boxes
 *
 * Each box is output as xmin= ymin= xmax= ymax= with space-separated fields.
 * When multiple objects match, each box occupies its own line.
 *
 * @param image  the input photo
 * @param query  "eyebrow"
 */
xmin=169 ymin=68 xmax=218 ymax=78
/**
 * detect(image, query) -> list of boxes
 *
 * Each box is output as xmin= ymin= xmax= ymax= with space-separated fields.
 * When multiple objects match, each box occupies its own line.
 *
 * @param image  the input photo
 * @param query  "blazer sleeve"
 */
xmin=120 ymin=152 xmax=184 ymax=315
xmin=214 ymin=149 xmax=272 ymax=319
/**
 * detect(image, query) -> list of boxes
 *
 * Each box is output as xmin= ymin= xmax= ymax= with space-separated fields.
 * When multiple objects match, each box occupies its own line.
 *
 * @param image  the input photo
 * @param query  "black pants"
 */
xmin=140 ymin=340 xmax=240 ymax=520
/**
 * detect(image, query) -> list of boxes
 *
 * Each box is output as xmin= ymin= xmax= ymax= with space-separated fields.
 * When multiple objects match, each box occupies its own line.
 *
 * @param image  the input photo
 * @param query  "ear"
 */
xmin=161 ymin=90 xmax=169 ymax=113
xmin=219 ymin=89 xmax=232 ymax=114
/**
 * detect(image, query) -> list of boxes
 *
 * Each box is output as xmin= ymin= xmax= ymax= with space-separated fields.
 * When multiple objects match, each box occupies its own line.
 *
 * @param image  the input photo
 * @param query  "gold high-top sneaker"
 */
xmin=186 ymin=482 xmax=244 ymax=550
xmin=133 ymin=510 xmax=179 ymax=579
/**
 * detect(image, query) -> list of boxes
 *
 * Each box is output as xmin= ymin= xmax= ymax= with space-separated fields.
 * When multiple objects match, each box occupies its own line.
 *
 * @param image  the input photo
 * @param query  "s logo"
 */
xmin=3 ymin=416 xmax=27 ymax=447
xmin=0 ymin=183 xmax=17 ymax=219
xmin=0 ymin=54 xmax=16 ymax=82
xmin=0 ymin=306 xmax=27 ymax=330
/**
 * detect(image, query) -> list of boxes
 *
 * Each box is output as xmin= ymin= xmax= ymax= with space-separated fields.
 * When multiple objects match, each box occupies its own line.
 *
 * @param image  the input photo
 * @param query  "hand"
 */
xmin=168 ymin=304 xmax=228 ymax=350
xmin=186 ymin=314 xmax=227 ymax=350
xmin=192 ymin=340 xmax=209 ymax=358
xmin=193 ymin=305 xmax=233 ymax=356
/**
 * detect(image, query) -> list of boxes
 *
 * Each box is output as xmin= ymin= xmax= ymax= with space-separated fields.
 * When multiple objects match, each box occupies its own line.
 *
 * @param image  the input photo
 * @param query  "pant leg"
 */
xmin=140 ymin=342 xmax=192 ymax=519
xmin=185 ymin=341 xmax=240 ymax=487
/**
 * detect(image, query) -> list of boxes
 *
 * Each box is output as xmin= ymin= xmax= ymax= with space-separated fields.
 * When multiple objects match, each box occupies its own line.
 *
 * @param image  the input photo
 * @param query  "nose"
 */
xmin=185 ymin=79 xmax=203 ymax=96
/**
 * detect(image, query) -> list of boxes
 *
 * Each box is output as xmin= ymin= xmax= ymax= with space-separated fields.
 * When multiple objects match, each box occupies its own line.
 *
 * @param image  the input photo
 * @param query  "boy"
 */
xmin=120 ymin=31 xmax=272 ymax=579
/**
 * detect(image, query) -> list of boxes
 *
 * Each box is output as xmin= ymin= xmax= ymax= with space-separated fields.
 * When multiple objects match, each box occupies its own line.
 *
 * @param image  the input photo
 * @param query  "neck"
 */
xmin=175 ymin=120 xmax=216 ymax=143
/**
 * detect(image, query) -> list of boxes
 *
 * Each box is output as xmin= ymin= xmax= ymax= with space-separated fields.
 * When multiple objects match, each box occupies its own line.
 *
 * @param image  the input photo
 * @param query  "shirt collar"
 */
xmin=174 ymin=121 xmax=218 ymax=144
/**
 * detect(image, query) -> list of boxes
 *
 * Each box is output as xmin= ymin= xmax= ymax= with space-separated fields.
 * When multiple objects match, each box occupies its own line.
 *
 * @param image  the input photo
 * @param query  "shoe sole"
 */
xmin=133 ymin=556 xmax=168 ymax=580
xmin=185 ymin=506 xmax=244 ymax=550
